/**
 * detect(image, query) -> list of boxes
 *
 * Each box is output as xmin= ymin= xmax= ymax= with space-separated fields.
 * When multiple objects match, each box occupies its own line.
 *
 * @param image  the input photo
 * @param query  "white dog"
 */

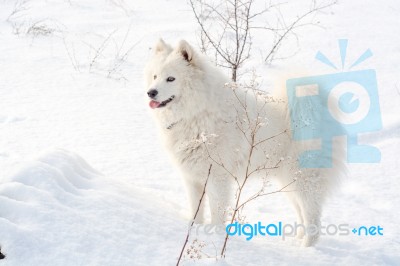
xmin=144 ymin=39 xmax=344 ymax=246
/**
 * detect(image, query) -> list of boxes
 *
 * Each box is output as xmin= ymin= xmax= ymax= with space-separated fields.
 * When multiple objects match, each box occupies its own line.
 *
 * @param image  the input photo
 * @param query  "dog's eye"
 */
xmin=166 ymin=76 xmax=175 ymax=82
xmin=153 ymin=75 xmax=157 ymax=80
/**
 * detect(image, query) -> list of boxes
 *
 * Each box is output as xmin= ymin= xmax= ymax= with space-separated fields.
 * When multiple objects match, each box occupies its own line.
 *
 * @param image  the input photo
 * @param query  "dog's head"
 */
xmin=144 ymin=39 xmax=200 ymax=112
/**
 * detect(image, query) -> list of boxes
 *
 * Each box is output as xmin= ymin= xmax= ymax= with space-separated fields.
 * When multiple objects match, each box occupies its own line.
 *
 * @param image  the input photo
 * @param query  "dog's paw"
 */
xmin=301 ymin=234 xmax=319 ymax=247
xmin=296 ymin=229 xmax=305 ymax=239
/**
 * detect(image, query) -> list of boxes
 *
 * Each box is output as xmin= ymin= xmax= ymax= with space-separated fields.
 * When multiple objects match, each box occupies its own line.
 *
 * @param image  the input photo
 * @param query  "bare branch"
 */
xmin=176 ymin=164 xmax=213 ymax=266
xmin=253 ymin=129 xmax=288 ymax=147
xmin=264 ymin=0 xmax=337 ymax=62
xmin=89 ymin=29 xmax=117 ymax=71
xmin=236 ymin=178 xmax=296 ymax=210
xmin=189 ymin=0 xmax=232 ymax=65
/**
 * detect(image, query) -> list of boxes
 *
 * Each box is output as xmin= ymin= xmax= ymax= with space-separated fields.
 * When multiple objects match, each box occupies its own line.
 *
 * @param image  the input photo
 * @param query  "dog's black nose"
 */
xmin=147 ymin=89 xmax=158 ymax=99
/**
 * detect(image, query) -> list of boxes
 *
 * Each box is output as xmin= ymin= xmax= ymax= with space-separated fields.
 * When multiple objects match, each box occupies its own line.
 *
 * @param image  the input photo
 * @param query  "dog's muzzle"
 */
xmin=149 ymin=95 xmax=175 ymax=109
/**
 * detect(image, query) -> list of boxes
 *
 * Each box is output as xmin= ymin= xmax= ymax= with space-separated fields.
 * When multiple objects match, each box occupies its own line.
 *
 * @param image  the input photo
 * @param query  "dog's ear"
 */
xmin=154 ymin=38 xmax=170 ymax=54
xmin=176 ymin=40 xmax=194 ymax=63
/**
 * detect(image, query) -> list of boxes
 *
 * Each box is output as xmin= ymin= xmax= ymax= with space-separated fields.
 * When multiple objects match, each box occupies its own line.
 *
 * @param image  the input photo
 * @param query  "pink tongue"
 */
xmin=149 ymin=100 xmax=161 ymax=109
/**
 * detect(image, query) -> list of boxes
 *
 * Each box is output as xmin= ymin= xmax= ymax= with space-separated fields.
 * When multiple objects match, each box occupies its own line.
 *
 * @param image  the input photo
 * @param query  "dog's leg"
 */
xmin=207 ymin=175 xmax=232 ymax=224
xmin=280 ymin=167 xmax=323 ymax=244
xmin=276 ymin=164 xmax=306 ymax=240
xmin=294 ymin=174 xmax=324 ymax=247
xmin=184 ymin=179 xmax=207 ymax=223
xmin=287 ymin=194 xmax=305 ymax=239
xmin=298 ymin=193 xmax=322 ymax=247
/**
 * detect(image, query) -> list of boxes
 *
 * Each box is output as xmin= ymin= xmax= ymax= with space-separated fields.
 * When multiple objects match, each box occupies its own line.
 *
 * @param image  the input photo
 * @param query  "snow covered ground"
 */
xmin=0 ymin=0 xmax=399 ymax=265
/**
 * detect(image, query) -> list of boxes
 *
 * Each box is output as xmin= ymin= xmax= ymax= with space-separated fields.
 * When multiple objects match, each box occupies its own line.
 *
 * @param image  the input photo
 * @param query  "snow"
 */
xmin=0 ymin=0 xmax=399 ymax=265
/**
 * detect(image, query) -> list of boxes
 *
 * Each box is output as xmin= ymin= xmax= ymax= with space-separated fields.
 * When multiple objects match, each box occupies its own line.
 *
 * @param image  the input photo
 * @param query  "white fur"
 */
xmin=144 ymin=39 xmax=345 ymax=247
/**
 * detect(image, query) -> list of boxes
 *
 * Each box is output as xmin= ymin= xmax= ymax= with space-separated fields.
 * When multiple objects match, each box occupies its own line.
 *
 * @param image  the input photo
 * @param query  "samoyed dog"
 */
xmin=144 ymin=39 xmax=344 ymax=246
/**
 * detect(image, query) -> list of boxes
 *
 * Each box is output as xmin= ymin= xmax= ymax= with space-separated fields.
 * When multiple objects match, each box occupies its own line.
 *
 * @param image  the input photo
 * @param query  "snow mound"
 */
xmin=6 ymin=150 xmax=99 ymax=197
xmin=0 ymin=150 xmax=186 ymax=266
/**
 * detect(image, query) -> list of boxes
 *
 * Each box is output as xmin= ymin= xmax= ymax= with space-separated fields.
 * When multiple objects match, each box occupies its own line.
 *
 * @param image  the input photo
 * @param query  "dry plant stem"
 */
xmin=220 ymin=177 xmax=296 ymax=257
xmin=237 ymin=178 xmax=296 ymax=210
xmin=62 ymin=36 xmax=80 ymax=72
xmin=220 ymin=90 xmax=292 ymax=257
xmin=189 ymin=0 xmax=230 ymax=64
xmin=220 ymin=123 xmax=257 ymax=256
xmin=190 ymin=0 xmax=337 ymax=77
xmin=176 ymin=164 xmax=213 ymax=266
xmin=89 ymin=29 xmax=117 ymax=71
xmin=189 ymin=0 xmax=255 ymax=81
xmin=264 ymin=0 xmax=337 ymax=62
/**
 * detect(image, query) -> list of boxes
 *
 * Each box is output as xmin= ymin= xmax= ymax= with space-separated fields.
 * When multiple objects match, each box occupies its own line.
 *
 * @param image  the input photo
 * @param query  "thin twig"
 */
xmin=237 ymin=179 xmax=296 ymax=210
xmin=264 ymin=1 xmax=337 ymax=62
xmin=176 ymin=164 xmax=213 ymax=266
